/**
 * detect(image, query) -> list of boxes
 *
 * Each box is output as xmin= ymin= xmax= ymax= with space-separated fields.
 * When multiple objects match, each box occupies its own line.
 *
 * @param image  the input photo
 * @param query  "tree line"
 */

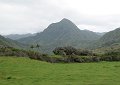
xmin=0 ymin=45 xmax=120 ymax=63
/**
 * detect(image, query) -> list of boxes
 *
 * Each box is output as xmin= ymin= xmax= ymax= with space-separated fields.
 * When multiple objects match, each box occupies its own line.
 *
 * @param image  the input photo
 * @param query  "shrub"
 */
xmin=102 ymin=51 xmax=120 ymax=61
xmin=53 ymin=46 xmax=77 ymax=55
xmin=53 ymin=46 xmax=94 ymax=56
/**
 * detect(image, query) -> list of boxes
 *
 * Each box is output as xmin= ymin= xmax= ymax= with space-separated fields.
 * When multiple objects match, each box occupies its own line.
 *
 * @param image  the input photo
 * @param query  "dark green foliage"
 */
xmin=30 ymin=44 xmax=40 ymax=49
xmin=59 ymin=55 xmax=100 ymax=63
xmin=76 ymin=49 xmax=94 ymax=56
xmin=7 ymin=76 xmax=12 ymax=79
xmin=92 ymin=56 xmax=100 ymax=62
xmin=53 ymin=46 xmax=94 ymax=56
xmin=0 ymin=45 xmax=120 ymax=63
xmin=28 ymin=51 xmax=50 ymax=62
xmin=36 ymin=44 xmax=40 ymax=48
xmin=101 ymin=50 xmax=120 ymax=61
xmin=0 ymin=46 xmax=28 ymax=57
xmin=0 ymin=46 xmax=50 ymax=62
xmin=30 ymin=45 xmax=34 ymax=49
xmin=53 ymin=46 xmax=77 ymax=55
xmin=52 ymin=46 xmax=100 ymax=63
xmin=52 ymin=46 xmax=120 ymax=63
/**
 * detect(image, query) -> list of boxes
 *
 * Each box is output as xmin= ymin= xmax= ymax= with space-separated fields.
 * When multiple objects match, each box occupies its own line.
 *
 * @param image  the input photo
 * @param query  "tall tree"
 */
xmin=30 ymin=45 xmax=34 ymax=49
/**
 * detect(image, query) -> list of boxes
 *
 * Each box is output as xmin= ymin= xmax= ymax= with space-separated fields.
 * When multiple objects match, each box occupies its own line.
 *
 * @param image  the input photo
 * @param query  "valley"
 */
xmin=1 ymin=0 xmax=120 ymax=85
xmin=0 ymin=18 xmax=120 ymax=85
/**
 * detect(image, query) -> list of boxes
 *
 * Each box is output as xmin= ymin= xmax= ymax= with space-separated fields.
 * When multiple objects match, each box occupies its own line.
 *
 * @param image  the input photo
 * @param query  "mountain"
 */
xmin=18 ymin=18 xmax=101 ymax=53
xmin=5 ymin=33 xmax=36 ymax=40
xmin=0 ymin=35 xmax=27 ymax=48
xmin=99 ymin=28 xmax=120 ymax=46
xmin=93 ymin=28 xmax=120 ymax=54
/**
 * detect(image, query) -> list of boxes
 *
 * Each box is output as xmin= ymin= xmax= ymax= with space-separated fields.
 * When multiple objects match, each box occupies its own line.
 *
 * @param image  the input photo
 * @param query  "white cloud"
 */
xmin=0 ymin=0 xmax=120 ymax=35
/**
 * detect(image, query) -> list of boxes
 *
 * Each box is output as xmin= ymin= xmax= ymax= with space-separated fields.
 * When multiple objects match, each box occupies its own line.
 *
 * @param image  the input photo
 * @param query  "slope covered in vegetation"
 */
xmin=0 ymin=35 xmax=26 ymax=49
xmin=99 ymin=28 xmax=120 ymax=46
xmin=93 ymin=28 xmax=120 ymax=54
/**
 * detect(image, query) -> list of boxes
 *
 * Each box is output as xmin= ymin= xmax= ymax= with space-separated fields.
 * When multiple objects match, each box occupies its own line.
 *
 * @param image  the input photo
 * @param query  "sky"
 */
xmin=0 ymin=0 xmax=120 ymax=35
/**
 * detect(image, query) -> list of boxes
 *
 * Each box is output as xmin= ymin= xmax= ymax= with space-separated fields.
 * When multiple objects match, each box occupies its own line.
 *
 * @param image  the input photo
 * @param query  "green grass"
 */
xmin=0 ymin=56 xmax=120 ymax=85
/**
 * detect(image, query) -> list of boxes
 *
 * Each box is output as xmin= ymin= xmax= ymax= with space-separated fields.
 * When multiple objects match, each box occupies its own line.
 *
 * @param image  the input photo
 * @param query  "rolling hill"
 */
xmin=99 ymin=28 xmax=120 ymax=46
xmin=18 ymin=18 xmax=101 ymax=53
xmin=4 ymin=33 xmax=36 ymax=40
xmin=93 ymin=28 xmax=120 ymax=53
xmin=0 ymin=35 xmax=27 ymax=48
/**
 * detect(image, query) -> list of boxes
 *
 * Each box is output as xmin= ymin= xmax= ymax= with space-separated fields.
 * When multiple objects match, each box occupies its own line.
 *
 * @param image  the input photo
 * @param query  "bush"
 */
xmin=102 ymin=51 xmax=120 ymax=61
xmin=53 ymin=46 xmax=94 ymax=56
xmin=53 ymin=46 xmax=78 ymax=55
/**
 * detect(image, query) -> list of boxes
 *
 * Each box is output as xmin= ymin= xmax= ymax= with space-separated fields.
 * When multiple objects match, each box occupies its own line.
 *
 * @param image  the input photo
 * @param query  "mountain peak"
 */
xmin=61 ymin=18 xmax=70 ymax=21
xmin=45 ymin=18 xmax=79 ymax=32
xmin=60 ymin=18 xmax=72 ymax=23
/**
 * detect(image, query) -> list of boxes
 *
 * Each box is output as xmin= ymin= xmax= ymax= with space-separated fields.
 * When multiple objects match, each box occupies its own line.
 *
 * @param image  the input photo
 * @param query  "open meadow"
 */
xmin=0 ymin=56 xmax=120 ymax=85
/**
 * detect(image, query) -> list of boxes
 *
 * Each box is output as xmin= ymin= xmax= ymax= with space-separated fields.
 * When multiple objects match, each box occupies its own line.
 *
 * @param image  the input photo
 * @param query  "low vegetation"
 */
xmin=0 ymin=46 xmax=49 ymax=62
xmin=1 ymin=45 xmax=120 ymax=63
xmin=101 ymin=50 xmax=120 ymax=61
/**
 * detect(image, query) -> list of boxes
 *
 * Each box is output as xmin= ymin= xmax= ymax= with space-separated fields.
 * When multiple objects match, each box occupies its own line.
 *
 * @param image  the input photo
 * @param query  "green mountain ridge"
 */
xmin=4 ymin=33 xmax=36 ymax=40
xmin=0 ymin=35 xmax=27 ymax=49
xmin=99 ymin=28 xmax=120 ymax=46
xmin=93 ymin=28 xmax=120 ymax=53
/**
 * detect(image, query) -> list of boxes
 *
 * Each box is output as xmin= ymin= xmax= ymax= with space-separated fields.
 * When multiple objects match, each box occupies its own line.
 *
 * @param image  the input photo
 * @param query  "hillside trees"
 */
xmin=101 ymin=50 xmax=120 ymax=61
xmin=52 ymin=46 xmax=100 ymax=63
xmin=30 ymin=44 xmax=40 ymax=50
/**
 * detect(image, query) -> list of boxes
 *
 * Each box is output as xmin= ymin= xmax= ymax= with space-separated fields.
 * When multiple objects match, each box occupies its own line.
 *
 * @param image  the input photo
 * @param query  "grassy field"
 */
xmin=0 ymin=56 xmax=120 ymax=85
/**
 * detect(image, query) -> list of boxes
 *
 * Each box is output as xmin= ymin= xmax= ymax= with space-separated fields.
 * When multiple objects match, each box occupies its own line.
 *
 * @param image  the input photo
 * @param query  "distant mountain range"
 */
xmin=5 ymin=33 xmax=36 ymax=40
xmin=95 ymin=32 xmax=106 ymax=36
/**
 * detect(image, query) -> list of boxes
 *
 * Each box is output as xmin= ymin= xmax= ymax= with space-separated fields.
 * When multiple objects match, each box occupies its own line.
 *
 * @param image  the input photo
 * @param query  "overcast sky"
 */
xmin=0 ymin=0 xmax=120 ymax=35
